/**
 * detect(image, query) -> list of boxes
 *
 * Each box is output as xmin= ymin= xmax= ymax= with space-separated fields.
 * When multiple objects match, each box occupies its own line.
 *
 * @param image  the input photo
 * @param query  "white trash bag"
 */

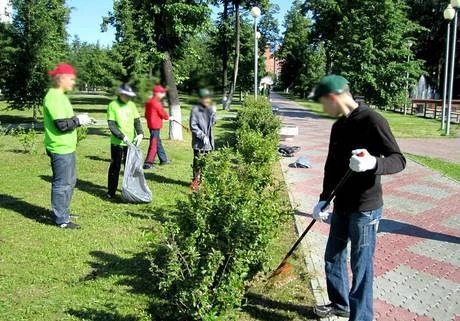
xmin=121 ymin=143 xmax=152 ymax=203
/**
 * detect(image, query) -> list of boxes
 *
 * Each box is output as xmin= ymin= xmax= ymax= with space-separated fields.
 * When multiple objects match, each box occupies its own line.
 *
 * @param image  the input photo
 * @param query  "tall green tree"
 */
xmin=305 ymin=0 xmax=425 ymax=108
xmin=279 ymin=0 xmax=325 ymax=96
xmin=68 ymin=37 xmax=123 ymax=91
xmin=0 ymin=0 xmax=69 ymax=120
xmin=104 ymin=0 xmax=210 ymax=140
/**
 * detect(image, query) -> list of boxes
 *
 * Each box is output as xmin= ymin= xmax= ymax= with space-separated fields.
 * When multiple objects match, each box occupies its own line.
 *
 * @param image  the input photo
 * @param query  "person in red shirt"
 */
xmin=143 ymin=85 xmax=171 ymax=169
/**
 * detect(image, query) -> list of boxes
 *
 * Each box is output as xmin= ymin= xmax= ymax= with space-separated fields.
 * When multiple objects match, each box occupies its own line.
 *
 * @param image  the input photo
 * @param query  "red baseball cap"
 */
xmin=153 ymin=85 xmax=167 ymax=93
xmin=48 ymin=63 xmax=77 ymax=77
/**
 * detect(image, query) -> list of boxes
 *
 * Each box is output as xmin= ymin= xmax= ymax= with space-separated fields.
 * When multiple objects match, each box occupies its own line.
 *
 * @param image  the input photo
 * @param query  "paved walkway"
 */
xmin=272 ymin=93 xmax=460 ymax=321
xmin=397 ymin=138 xmax=460 ymax=163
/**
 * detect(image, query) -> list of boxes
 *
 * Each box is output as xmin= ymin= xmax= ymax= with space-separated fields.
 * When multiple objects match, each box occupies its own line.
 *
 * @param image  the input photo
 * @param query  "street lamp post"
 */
xmin=442 ymin=5 xmax=455 ymax=131
xmin=251 ymin=6 xmax=261 ymax=99
xmin=446 ymin=0 xmax=460 ymax=135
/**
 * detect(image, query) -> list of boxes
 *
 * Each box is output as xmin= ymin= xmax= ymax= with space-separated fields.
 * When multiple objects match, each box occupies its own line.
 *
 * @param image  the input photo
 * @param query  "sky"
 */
xmin=67 ymin=0 xmax=293 ymax=47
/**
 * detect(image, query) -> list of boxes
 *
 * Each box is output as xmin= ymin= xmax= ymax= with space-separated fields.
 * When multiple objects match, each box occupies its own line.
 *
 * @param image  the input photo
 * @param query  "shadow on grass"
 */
xmin=66 ymin=307 xmax=139 ymax=321
xmin=0 ymin=114 xmax=36 ymax=124
xmin=144 ymin=172 xmax=190 ymax=187
xmin=242 ymin=292 xmax=315 ymax=320
xmin=70 ymin=96 xmax=112 ymax=105
xmin=40 ymin=175 xmax=107 ymax=199
xmin=0 ymin=194 xmax=53 ymax=225
xmin=87 ymin=127 xmax=110 ymax=137
xmin=86 ymin=155 xmax=111 ymax=162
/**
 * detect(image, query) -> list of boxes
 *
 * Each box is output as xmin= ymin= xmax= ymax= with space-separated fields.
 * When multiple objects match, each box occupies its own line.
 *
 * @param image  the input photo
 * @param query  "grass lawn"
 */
xmin=0 ymin=95 xmax=314 ymax=320
xmin=406 ymin=154 xmax=460 ymax=182
xmin=278 ymin=92 xmax=460 ymax=138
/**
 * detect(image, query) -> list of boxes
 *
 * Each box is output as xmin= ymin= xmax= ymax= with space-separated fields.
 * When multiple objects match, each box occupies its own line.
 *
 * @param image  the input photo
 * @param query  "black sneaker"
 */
xmin=59 ymin=222 xmax=80 ymax=229
xmin=313 ymin=303 xmax=350 ymax=318
xmin=143 ymin=163 xmax=154 ymax=170
xmin=159 ymin=160 xmax=171 ymax=166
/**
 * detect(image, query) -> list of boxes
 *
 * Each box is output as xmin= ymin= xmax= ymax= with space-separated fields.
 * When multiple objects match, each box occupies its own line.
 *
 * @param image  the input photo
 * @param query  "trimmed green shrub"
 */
xmin=13 ymin=125 xmax=38 ymax=154
xmin=148 ymin=97 xmax=288 ymax=320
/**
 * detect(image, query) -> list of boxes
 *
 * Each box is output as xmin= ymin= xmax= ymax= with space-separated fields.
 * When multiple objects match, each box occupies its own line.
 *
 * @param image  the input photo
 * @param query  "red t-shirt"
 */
xmin=144 ymin=96 xmax=169 ymax=129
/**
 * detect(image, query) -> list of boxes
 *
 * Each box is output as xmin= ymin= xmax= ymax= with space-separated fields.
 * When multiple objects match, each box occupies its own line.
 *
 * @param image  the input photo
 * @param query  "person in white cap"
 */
xmin=106 ymin=83 xmax=144 ymax=199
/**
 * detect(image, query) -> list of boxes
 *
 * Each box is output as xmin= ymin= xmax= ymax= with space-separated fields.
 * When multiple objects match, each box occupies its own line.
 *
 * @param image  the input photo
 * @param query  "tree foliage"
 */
xmin=279 ymin=0 xmax=325 ymax=96
xmin=304 ymin=0 xmax=426 ymax=108
xmin=0 ymin=0 xmax=69 ymax=118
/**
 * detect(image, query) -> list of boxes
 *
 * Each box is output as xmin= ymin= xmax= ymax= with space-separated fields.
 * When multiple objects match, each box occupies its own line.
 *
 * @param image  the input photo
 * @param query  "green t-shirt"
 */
xmin=43 ymin=88 xmax=77 ymax=154
xmin=107 ymin=99 xmax=140 ymax=145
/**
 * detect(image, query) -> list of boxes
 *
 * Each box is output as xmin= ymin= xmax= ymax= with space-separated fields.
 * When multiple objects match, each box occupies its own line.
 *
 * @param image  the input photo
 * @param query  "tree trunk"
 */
xmin=162 ymin=51 xmax=183 ymax=141
xmin=225 ymin=1 xmax=240 ymax=111
xmin=221 ymin=0 xmax=229 ymax=101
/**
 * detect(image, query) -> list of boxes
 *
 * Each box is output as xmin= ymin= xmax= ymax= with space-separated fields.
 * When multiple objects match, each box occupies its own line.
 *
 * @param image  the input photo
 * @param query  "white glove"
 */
xmin=203 ymin=136 xmax=210 ymax=147
xmin=349 ymin=149 xmax=377 ymax=172
xmin=312 ymin=201 xmax=330 ymax=223
xmin=76 ymin=113 xmax=92 ymax=126
xmin=122 ymin=136 xmax=130 ymax=145
xmin=210 ymin=105 xmax=217 ymax=113
xmin=134 ymin=134 xmax=143 ymax=146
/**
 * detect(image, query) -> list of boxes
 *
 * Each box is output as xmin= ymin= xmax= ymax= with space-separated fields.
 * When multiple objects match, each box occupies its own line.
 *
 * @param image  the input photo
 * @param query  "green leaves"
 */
xmin=148 ymin=96 xmax=289 ymax=320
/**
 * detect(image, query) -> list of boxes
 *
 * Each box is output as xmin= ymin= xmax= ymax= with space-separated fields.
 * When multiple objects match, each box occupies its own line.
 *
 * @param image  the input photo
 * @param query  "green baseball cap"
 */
xmin=198 ymin=88 xmax=212 ymax=98
xmin=312 ymin=75 xmax=349 ymax=101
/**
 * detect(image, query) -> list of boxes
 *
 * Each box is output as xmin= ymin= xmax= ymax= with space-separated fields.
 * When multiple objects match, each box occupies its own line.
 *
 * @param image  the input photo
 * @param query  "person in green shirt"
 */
xmin=107 ymin=83 xmax=144 ymax=198
xmin=43 ymin=63 xmax=93 ymax=229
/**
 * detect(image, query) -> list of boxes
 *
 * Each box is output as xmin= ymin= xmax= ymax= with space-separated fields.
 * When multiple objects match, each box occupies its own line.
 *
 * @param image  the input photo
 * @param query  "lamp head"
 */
xmin=444 ymin=4 xmax=456 ymax=20
xmin=451 ymin=0 xmax=460 ymax=9
xmin=256 ymin=31 xmax=261 ymax=39
xmin=251 ymin=6 xmax=261 ymax=18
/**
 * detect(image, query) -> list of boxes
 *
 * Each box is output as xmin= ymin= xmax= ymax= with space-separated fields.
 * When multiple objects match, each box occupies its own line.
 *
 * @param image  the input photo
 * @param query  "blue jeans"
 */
xmin=47 ymin=151 xmax=76 ymax=225
xmin=324 ymin=207 xmax=382 ymax=321
xmin=144 ymin=129 xmax=167 ymax=165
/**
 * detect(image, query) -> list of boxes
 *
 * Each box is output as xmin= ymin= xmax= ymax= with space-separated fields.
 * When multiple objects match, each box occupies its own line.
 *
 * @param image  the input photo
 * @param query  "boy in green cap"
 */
xmin=311 ymin=75 xmax=405 ymax=321
xmin=44 ymin=63 xmax=93 ymax=229
xmin=106 ymin=83 xmax=144 ymax=199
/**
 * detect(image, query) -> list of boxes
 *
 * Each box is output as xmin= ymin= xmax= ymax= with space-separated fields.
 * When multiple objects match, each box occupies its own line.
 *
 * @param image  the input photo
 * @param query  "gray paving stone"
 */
xmin=441 ymin=215 xmax=460 ymax=230
xmin=383 ymin=195 xmax=435 ymax=215
xmin=422 ymin=174 xmax=460 ymax=190
xmin=409 ymin=239 xmax=460 ymax=266
xmin=397 ymin=184 xmax=453 ymax=200
xmin=286 ymin=171 xmax=315 ymax=183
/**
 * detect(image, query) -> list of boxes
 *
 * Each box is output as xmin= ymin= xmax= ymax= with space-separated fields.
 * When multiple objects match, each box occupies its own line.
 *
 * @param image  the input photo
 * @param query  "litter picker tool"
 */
xmin=171 ymin=119 xmax=191 ymax=133
xmin=268 ymin=151 xmax=364 ymax=285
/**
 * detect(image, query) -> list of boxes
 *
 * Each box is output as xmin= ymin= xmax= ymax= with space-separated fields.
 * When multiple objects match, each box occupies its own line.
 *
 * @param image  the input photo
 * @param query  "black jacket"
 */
xmin=320 ymin=106 xmax=406 ymax=211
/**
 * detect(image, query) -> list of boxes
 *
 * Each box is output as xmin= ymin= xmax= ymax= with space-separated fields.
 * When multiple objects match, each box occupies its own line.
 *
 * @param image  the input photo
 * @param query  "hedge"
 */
xmin=148 ymin=96 xmax=290 ymax=320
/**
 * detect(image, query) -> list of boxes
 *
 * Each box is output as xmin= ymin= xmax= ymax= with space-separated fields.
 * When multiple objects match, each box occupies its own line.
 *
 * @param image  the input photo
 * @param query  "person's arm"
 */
xmin=156 ymin=101 xmax=169 ymax=120
xmin=190 ymin=109 xmax=206 ymax=140
xmin=371 ymin=115 xmax=406 ymax=175
xmin=54 ymin=117 xmax=80 ymax=132
xmin=108 ymin=120 xmax=125 ymax=140
xmin=319 ymin=129 xmax=338 ymax=201
xmin=134 ymin=118 xmax=143 ymax=135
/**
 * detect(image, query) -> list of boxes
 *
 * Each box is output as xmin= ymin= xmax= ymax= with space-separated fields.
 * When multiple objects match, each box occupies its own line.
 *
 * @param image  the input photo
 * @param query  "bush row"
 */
xmin=148 ymin=96 xmax=290 ymax=320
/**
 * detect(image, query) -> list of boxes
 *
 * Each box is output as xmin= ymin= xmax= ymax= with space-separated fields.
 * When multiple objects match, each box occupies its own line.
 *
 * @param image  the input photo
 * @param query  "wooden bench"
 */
xmin=410 ymin=99 xmax=460 ymax=123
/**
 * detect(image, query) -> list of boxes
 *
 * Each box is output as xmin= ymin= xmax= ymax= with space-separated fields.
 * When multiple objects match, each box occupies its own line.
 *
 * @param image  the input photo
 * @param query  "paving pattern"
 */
xmin=272 ymin=93 xmax=460 ymax=321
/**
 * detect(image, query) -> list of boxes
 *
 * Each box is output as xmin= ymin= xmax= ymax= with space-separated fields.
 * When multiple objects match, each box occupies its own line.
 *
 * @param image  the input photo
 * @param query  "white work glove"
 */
xmin=312 ymin=201 xmax=330 ymax=223
xmin=134 ymin=134 xmax=143 ymax=146
xmin=122 ymin=136 xmax=130 ymax=145
xmin=203 ymin=136 xmax=210 ymax=147
xmin=76 ymin=113 xmax=92 ymax=126
xmin=349 ymin=149 xmax=377 ymax=172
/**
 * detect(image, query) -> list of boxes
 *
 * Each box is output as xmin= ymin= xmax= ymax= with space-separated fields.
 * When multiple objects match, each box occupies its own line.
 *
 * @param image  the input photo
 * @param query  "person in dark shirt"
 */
xmin=311 ymin=75 xmax=406 ymax=321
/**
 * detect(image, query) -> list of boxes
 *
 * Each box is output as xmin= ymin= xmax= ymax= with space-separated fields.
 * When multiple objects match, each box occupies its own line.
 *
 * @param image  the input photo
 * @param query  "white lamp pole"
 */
xmin=442 ymin=5 xmax=455 ymax=131
xmin=251 ymin=6 xmax=261 ymax=99
xmin=446 ymin=0 xmax=459 ymax=135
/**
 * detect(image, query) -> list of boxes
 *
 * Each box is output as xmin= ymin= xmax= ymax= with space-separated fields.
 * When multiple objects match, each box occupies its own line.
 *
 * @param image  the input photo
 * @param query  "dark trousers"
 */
xmin=46 ymin=150 xmax=76 ymax=225
xmin=144 ymin=129 xmax=167 ymax=165
xmin=192 ymin=149 xmax=209 ymax=180
xmin=108 ymin=144 xmax=128 ymax=196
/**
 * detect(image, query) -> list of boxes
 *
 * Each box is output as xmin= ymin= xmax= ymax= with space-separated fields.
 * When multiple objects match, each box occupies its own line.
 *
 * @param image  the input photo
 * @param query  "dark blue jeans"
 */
xmin=325 ymin=207 xmax=382 ymax=321
xmin=144 ymin=129 xmax=167 ymax=165
xmin=47 ymin=150 xmax=76 ymax=225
